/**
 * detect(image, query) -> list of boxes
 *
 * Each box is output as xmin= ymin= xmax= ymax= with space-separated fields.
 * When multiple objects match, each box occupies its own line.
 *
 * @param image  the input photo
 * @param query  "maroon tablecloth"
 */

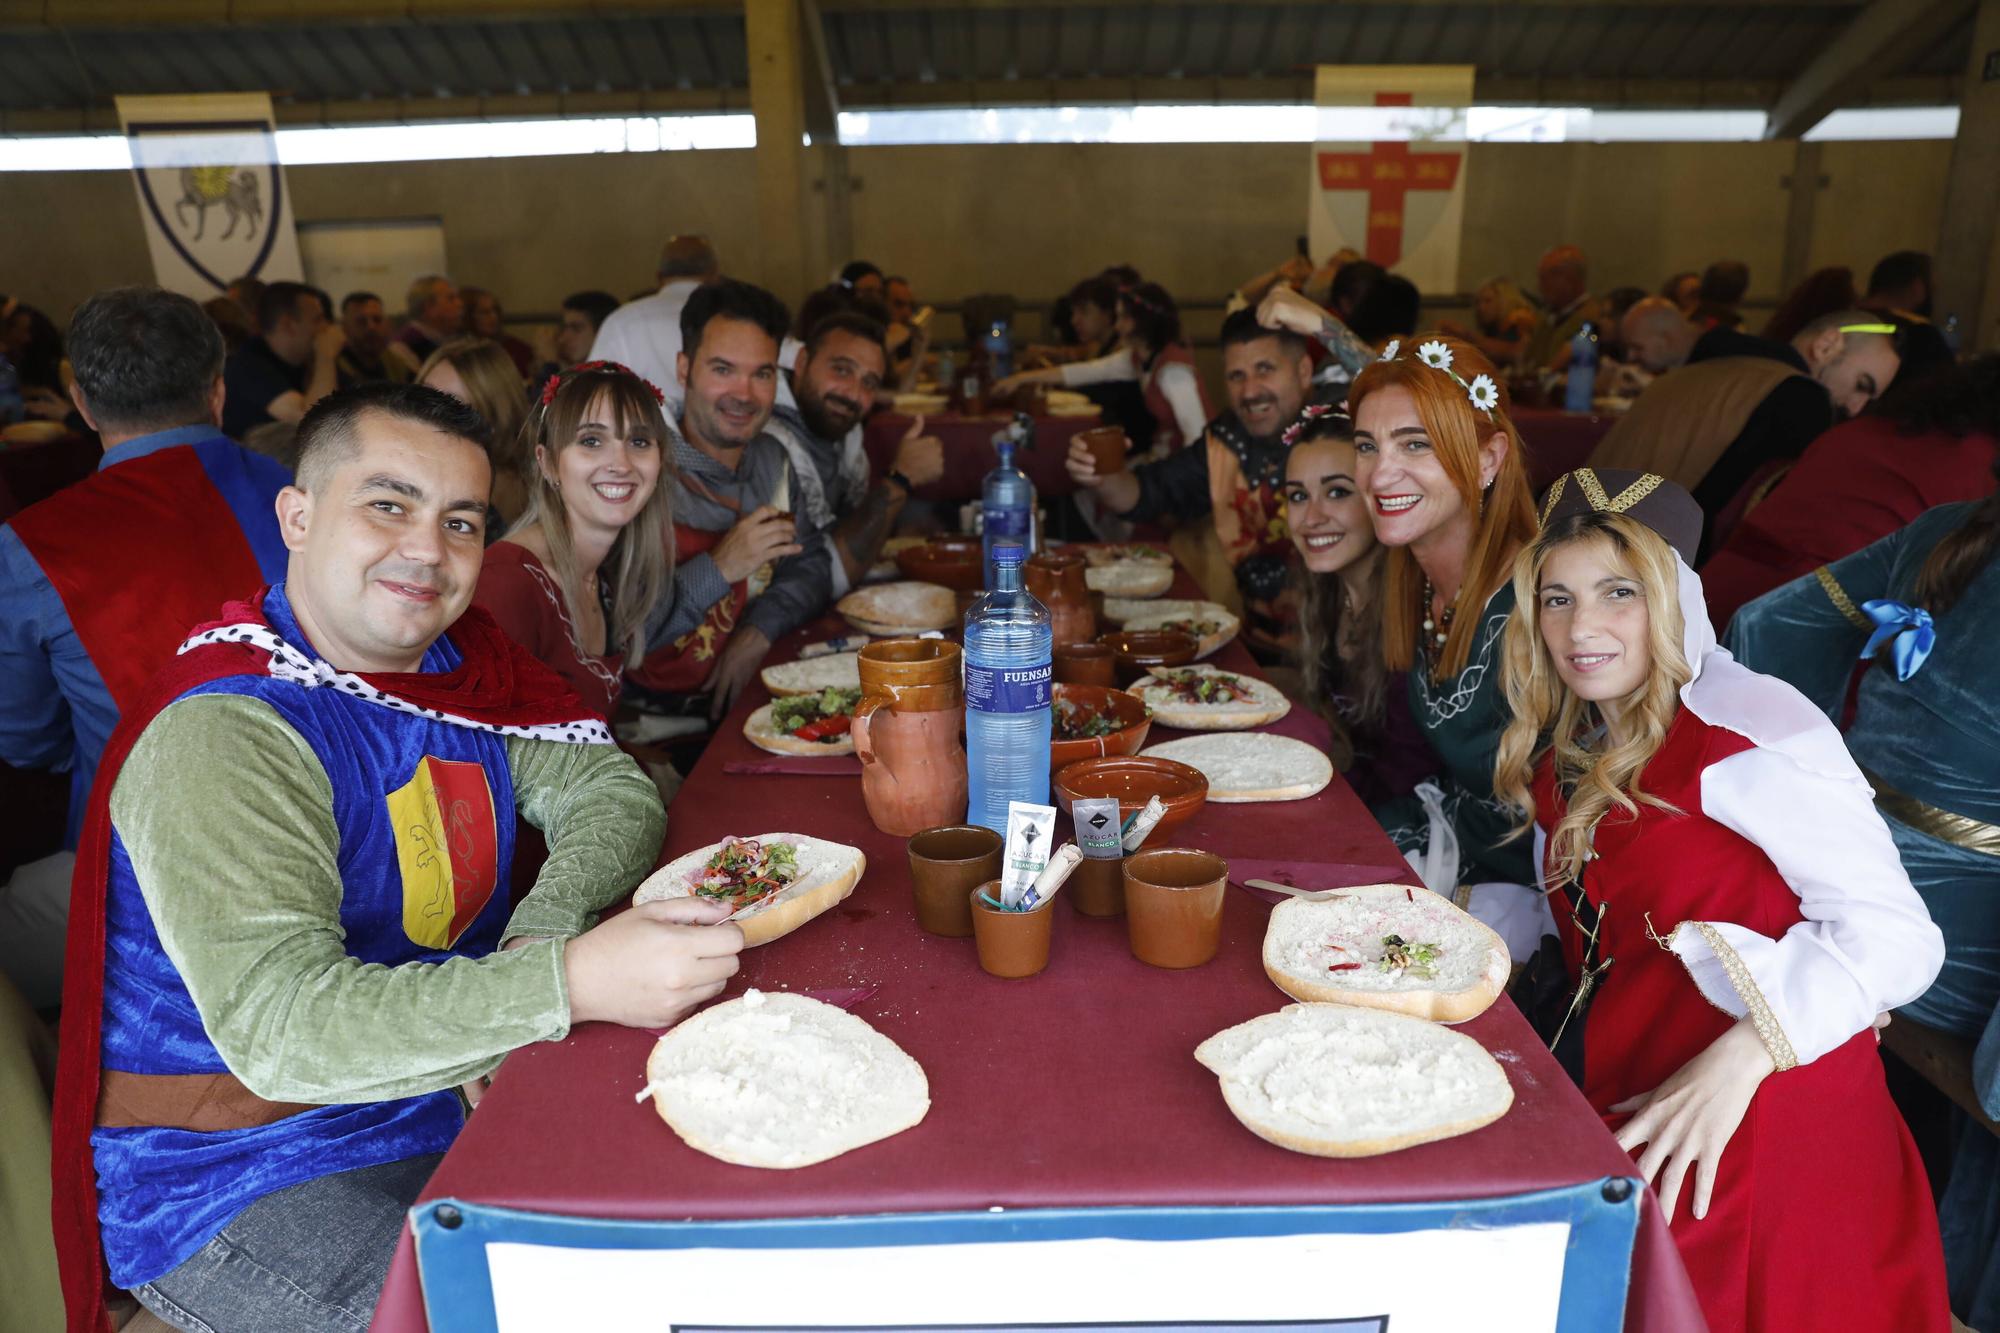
xmin=371 ymin=586 xmax=1704 ymax=1332
xmin=863 ymin=409 xmax=1098 ymax=504
xmin=1512 ymin=407 xmax=1615 ymax=493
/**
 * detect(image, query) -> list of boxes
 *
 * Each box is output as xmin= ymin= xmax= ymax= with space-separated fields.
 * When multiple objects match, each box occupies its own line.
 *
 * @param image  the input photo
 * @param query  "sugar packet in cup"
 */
xmin=1000 ymin=800 xmax=1057 ymax=909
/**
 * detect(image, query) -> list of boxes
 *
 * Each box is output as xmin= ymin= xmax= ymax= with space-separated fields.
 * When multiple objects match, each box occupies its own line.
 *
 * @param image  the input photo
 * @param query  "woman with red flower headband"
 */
xmin=473 ymin=361 xmax=674 ymax=719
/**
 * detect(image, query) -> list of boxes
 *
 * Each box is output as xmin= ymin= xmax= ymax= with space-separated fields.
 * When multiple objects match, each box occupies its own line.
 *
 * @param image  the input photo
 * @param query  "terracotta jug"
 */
xmin=853 ymin=639 xmax=968 ymax=836
xmin=1024 ymin=552 xmax=1096 ymax=647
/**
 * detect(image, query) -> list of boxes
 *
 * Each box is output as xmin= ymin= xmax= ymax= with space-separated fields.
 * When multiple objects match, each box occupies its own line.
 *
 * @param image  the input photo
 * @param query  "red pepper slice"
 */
xmin=1328 ymin=962 xmax=1362 ymax=972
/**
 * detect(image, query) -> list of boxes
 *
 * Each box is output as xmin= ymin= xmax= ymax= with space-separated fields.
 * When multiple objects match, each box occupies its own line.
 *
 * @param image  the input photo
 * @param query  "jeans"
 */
xmin=134 ymin=1152 xmax=443 ymax=1333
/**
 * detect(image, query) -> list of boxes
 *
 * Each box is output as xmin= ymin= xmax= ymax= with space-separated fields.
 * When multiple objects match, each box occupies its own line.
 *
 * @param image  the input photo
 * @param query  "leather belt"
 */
xmin=97 ymin=1068 xmax=315 ymax=1132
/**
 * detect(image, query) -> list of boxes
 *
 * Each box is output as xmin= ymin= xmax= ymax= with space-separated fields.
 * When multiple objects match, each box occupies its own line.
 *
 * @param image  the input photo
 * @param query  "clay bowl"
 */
xmin=1098 ymin=628 xmax=1199 ymax=688
xmin=898 ymin=537 xmax=985 ymax=592
xmin=1050 ymin=683 xmax=1153 ymax=772
xmin=1053 ymin=754 xmax=1208 ymax=846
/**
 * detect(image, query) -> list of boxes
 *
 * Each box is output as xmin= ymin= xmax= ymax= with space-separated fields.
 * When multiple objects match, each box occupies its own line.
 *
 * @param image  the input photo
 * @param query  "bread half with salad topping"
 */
xmin=1261 ymin=884 xmax=1509 ymax=1023
xmin=1130 ymin=664 xmax=1289 ymax=731
xmin=633 ymin=833 xmax=865 ymax=946
xmin=1195 ymin=1002 xmax=1513 ymax=1157
xmin=744 ymin=687 xmax=861 ymax=757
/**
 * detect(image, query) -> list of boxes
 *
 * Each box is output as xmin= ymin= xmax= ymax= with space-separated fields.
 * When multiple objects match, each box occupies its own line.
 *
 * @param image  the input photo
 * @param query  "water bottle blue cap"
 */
xmin=992 ymin=541 xmax=1026 ymax=566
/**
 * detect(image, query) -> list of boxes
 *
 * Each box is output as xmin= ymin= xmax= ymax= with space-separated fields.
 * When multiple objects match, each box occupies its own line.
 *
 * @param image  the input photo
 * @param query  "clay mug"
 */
xmin=969 ymin=881 xmax=1055 ymax=978
xmin=1122 ymin=848 xmax=1227 ymax=968
xmin=1073 ymin=425 xmax=1129 ymax=478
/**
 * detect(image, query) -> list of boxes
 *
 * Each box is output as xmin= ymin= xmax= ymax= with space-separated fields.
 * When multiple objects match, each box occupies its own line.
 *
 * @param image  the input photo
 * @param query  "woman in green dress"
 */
xmin=1348 ymin=335 xmax=1540 ymax=894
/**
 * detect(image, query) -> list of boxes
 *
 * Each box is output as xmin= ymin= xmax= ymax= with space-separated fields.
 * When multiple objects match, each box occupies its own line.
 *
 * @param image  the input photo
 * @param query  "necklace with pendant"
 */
xmin=1421 ymin=575 xmax=1455 ymax=665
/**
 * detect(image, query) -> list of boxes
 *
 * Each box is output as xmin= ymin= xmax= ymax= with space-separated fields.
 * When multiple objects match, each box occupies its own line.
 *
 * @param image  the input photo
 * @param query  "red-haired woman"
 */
xmin=1347 ymin=336 xmax=1541 ymax=900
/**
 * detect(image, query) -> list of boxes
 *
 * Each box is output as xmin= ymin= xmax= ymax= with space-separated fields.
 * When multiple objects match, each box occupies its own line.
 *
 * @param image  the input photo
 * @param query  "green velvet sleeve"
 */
xmin=112 ymin=694 xmax=574 ymax=1104
xmin=500 ymin=732 xmax=666 ymax=944
xmin=1721 ymin=529 xmax=1903 ymax=718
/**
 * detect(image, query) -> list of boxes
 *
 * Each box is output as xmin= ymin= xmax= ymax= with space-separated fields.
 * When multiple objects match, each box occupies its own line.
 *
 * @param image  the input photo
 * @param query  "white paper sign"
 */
xmin=482 ymin=1225 xmax=1569 ymax=1333
xmin=116 ymin=92 xmax=305 ymax=299
xmin=1307 ymin=66 xmax=1475 ymax=295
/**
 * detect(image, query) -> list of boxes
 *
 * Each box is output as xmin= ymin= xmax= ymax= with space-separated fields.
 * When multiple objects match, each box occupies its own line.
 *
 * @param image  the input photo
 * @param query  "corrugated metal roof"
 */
xmin=0 ymin=2 xmax=1973 ymax=132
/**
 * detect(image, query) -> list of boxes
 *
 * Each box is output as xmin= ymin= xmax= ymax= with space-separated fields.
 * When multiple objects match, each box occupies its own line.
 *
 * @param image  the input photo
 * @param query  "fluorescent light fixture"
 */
xmin=0 ymin=102 xmax=1961 ymax=171
xmin=1804 ymin=106 xmax=1960 ymax=140
xmin=0 ymin=113 xmax=755 ymax=172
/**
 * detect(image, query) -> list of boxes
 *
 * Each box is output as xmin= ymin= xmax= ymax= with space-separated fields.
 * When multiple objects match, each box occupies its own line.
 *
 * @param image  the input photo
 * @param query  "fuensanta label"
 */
xmin=965 ymin=660 xmax=1052 ymax=714
xmin=986 ymin=505 xmax=1031 ymax=539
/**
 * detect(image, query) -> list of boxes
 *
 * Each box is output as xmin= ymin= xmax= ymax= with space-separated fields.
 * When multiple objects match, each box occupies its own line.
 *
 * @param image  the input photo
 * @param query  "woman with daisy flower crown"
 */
xmin=1348 ymin=334 xmax=1541 ymax=910
xmin=473 ymin=361 xmax=675 ymax=720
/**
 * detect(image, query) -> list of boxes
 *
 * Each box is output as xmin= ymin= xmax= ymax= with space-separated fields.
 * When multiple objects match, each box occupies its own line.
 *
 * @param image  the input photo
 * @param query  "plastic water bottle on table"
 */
xmin=1564 ymin=321 xmax=1598 ymax=414
xmin=980 ymin=414 xmax=1037 ymax=587
xmin=963 ymin=541 xmax=1052 ymax=833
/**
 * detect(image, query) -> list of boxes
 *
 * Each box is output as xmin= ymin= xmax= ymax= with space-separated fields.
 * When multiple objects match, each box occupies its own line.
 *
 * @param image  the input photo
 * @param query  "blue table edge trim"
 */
xmin=410 ymin=1178 xmax=1642 ymax=1333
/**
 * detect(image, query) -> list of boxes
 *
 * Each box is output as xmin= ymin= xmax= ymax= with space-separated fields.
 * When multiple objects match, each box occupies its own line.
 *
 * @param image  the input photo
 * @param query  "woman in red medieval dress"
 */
xmin=1494 ymin=467 xmax=1951 ymax=1332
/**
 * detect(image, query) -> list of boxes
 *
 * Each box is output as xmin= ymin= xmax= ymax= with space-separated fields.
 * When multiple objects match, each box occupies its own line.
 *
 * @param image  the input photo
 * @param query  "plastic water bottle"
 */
xmin=980 ymin=435 xmax=1036 ymax=587
xmin=1564 ymin=322 xmax=1598 ymax=414
xmin=963 ymin=541 xmax=1052 ymax=833
xmin=983 ymin=319 xmax=1013 ymax=381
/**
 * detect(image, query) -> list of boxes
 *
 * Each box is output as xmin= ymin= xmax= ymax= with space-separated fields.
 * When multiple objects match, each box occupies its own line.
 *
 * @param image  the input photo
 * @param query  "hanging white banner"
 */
xmin=1307 ymin=66 xmax=1475 ymax=295
xmin=115 ymin=92 xmax=305 ymax=299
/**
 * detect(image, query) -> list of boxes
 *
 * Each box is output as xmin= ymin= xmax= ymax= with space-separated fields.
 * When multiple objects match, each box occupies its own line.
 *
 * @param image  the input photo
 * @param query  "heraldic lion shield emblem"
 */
xmin=174 ymin=164 xmax=263 ymax=242
xmin=127 ymin=119 xmax=286 ymax=288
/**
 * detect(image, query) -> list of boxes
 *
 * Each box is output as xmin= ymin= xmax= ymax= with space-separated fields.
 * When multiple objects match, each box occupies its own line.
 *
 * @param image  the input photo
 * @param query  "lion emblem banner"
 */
xmin=117 ymin=93 xmax=304 ymax=299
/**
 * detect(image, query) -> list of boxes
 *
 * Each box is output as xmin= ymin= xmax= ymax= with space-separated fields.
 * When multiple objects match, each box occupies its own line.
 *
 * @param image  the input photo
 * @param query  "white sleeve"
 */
xmin=1155 ymin=363 xmax=1210 ymax=446
xmin=1059 ymin=347 xmax=1138 ymax=387
xmin=586 ymin=311 xmax=631 ymax=365
xmin=1668 ymin=746 xmax=1945 ymax=1069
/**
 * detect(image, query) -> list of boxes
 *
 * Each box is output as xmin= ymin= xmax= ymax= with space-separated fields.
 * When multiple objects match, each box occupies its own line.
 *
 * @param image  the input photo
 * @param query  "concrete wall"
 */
xmin=0 ymin=136 xmax=1954 ymax=337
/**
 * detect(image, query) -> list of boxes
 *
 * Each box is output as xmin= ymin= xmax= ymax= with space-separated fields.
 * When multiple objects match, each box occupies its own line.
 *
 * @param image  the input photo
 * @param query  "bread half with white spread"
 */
xmin=760 ymin=651 xmax=861 ymax=698
xmin=1141 ymin=733 xmax=1332 ymax=802
xmin=1195 ymin=1002 xmax=1513 ymax=1157
xmin=632 ymin=833 xmax=865 ymax=946
xmin=644 ymin=989 xmax=929 ymax=1168
xmin=1262 ymin=885 xmax=1510 ymax=1023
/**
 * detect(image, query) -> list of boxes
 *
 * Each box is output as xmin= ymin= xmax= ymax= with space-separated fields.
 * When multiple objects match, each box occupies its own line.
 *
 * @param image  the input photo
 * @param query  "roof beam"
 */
xmin=0 ymin=1 xmax=739 ymax=28
xmin=1763 ymin=0 xmax=1975 ymax=137
xmin=797 ymin=0 xmax=840 ymax=140
xmin=0 ymin=0 xmax=1860 ymax=25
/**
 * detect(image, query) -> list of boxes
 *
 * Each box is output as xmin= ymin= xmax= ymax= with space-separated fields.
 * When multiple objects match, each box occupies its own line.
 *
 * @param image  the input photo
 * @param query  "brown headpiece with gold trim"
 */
xmin=1538 ymin=467 xmax=1704 ymax=566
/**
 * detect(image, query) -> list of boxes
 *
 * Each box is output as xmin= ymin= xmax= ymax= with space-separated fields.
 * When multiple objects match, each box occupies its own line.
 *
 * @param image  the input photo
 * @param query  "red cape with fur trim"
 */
xmin=51 ymin=591 xmax=599 ymax=1333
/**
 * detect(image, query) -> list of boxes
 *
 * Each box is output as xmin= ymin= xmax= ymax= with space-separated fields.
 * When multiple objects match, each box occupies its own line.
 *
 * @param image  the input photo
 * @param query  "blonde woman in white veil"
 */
xmin=1494 ymin=467 xmax=1947 ymax=1332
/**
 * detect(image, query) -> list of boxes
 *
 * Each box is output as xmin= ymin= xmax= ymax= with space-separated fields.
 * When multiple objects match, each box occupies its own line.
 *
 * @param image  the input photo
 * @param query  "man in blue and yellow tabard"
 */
xmin=51 ymin=383 xmax=746 ymax=1333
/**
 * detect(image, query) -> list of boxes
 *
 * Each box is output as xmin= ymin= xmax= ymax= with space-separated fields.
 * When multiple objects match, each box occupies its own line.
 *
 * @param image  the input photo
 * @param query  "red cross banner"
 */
xmin=1308 ymin=66 xmax=1475 ymax=297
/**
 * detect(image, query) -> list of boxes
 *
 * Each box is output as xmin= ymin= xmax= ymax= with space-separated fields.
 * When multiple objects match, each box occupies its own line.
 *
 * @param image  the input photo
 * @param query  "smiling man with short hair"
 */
xmin=52 ymin=381 xmax=741 ymax=1333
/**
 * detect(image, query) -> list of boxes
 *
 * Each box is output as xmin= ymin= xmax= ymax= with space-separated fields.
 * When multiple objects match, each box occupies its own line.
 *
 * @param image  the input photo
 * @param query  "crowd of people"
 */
xmin=0 ymin=228 xmax=1994 ymax=1333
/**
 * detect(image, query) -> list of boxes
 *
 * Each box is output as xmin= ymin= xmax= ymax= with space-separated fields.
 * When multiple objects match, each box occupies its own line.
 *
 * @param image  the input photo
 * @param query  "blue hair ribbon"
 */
xmin=1859 ymin=599 xmax=1936 ymax=681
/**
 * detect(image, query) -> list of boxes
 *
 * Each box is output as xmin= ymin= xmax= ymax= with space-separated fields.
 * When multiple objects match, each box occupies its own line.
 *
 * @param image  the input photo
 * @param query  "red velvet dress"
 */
xmin=1534 ymin=709 xmax=1948 ymax=1333
xmin=473 ymin=543 xmax=624 ymax=721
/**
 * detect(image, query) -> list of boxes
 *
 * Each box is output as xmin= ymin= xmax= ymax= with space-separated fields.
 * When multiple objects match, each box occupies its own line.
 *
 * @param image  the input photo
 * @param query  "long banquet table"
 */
xmin=371 ymin=573 xmax=1705 ymax=1332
